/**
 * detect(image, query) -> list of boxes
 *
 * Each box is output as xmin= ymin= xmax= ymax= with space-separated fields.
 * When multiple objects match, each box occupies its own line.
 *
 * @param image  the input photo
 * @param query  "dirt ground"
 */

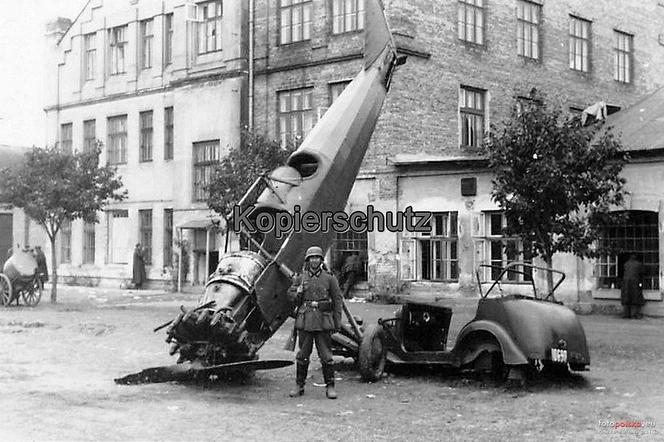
xmin=0 ymin=288 xmax=662 ymax=442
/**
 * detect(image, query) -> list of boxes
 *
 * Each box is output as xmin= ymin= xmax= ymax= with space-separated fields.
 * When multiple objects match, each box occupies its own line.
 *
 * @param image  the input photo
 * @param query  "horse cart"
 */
xmin=0 ymin=250 xmax=43 ymax=307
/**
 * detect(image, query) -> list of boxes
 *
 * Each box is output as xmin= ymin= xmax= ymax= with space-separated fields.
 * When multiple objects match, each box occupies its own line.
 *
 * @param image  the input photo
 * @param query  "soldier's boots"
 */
xmin=323 ymin=364 xmax=338 ymax=400
xmin=289 ymin=361 xmax=308 ymax=397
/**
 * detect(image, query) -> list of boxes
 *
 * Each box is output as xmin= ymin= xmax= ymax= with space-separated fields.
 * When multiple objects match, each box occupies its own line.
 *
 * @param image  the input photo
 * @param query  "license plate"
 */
xmin=551 ymin=348 xmax=567 ymax=363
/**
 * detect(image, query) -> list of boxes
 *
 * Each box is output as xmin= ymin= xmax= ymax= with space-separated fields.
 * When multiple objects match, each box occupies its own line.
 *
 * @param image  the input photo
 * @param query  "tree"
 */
xmin=483 ymin=90 xmax=628 ymax=292
xmin=0 ymin=145 xmax=127 ymax=303
xmin=206 ymin=129 xmax=296 ymax=219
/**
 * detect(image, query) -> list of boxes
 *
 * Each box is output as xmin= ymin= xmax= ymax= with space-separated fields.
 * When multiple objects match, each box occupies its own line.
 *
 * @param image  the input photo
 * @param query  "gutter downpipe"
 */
xmin=248 ymin=0 xmax=254 ymax=131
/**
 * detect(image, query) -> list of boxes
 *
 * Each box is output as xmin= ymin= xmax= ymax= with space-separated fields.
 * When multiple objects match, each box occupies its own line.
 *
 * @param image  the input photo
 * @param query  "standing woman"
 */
xmin=132 ymin=243 xmax=147 ymax=289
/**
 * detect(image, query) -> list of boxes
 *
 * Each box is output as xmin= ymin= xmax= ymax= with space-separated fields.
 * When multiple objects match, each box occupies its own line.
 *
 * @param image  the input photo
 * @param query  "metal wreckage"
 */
xmin=116 ymin=0 xmax=590 ymax=385
xmin=115 ymin=0 xmax=406 ymax=384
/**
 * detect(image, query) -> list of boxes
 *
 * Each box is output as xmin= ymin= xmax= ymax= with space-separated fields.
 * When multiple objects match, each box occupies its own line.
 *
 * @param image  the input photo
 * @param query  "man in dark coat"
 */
xmin=34 ymin=246 xmax=48 ymax=284
xmin=341 ymin=253 xmax=363 ymax=299
xmin=132 ymin=244 xmax=147 ymax=289
xmin=288 ymin=246 xmax=343 ymax=399
xmin=621 ymin=254 xmax=644 ymax=319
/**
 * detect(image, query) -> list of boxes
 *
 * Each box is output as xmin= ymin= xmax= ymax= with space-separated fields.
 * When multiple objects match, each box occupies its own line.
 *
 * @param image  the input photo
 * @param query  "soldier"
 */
xmin=288 ymin=246 xmax=343 ymax=399
xmin=621 ymin=254 xmax=645 ymax=319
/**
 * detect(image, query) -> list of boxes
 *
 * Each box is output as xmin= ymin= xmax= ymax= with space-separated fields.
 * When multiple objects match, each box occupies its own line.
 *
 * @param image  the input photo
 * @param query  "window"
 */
xmin=60 ymin=123 xmax=73 ymax=154
xmin=163 ymin=209 xmax=173 ymax=268
xmin=108 ymin=210 xmax=129 ymax=264
xmin=140 ymin=19 xmax=154 ymax=69
xmin=596 ymin=211 xmax=659 ymax=290
xmin=457 ymin=0 xmax=484 ymax=45
xmin=164 ymin=13 xmax=173 ymax=65
xmin=83 ymin=222 xmax=95 ymax=264
xmin=400 ymin=212 xmax=459 ymax=281
xmin=614 ymin=31 xmax=632 ymax=83
xmin=164 ymin=107 xmax=174 ymax=160
xmin=193 ymin=140 xmax=221 ymax=201
xmin=83 ymin=119 xmax=96 ymax=153
xmin=83 ymin=32 xmax=96 ymax=80
xmin=278 ymin=88 xmax=314 ymax=146
xmin=517 ymin=0 xmax=540 ymax=60
xmin=139 ymin=209 xmax=153 ymax=265
xmin=333 ymin=230 xmax=368 ymax=283
xmin=109 ymin=25 xmax=127 ymax=74
xmin=569 ymin=16 xmax=591 ymax=72
xmin=107 ymin=115 xmax=127 ymax=165
xmin=459 ymin=86 xmax=485 ymax=148
xmin=328 ymin=80 xmax=350 ymax=105
xmin=481 ymin=212 xmax=531 ymax=282
xmin=332 ymin=0 xmax=365 ymax=34
xmin=60 ymin=219 xmax=72 ymax=264
xmin=280 ymin=0 xmax=312 ymax=44
xmin=198 ymin=1 xmax=223 ymax=54
xmin=139 ymin=110 xmax=153 ymax=162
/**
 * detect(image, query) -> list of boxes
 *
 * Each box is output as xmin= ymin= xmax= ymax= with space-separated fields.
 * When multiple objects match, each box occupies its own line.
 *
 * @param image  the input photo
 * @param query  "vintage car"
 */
xmin=353 ymin=262 xmax=590 ymax=382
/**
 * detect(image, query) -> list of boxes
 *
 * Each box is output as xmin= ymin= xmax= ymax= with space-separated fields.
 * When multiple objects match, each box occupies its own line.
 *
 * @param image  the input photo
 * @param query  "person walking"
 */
xmin=288 ymin=246 xmax=343 ymax=399
xmin=132 ymin=244 xmax=147 ymax=289
xmin=621 ymin=254 xmax=645 ymax=319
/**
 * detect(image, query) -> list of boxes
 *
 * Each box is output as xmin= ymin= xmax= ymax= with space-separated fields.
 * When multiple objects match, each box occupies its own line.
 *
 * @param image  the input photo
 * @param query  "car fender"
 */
xmin=454 ymin=320 xmax=528 ymax=366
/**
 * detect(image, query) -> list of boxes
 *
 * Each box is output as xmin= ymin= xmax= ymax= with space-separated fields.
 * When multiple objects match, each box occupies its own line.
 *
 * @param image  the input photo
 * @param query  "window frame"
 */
xmin=83 ymin=32 xmax=96 ymax=80
xmin=331 ymin=0 xmax=365 ymax=35
xmin=516 ymin=0 xmax=541 ymax=60
xmin=139 ymin=110 xmax=154 ymax=162
xmin=192 ymin=140 xmax=221 ymax=202
xmin=107 ymin=114 xmax=128 ymax=165
xmin=140 ymin=19 xmax=154 ymax=70
xmin=163 ymin=208 xmax=174 ymax=268
xmin=164 ymin=13 xmax=174 ymax=66
xmin=83 ymin=221 xmax=96 ymax=264
xmin=457 ymin=0 xmax=485 ymax=45
xmin=164 ymin=107 xmax=174 ymax=160
xmin=60 ymin=218 xmax=72 ymax=264
xmin=569 ymin=15 xmax=591 ymax=73
xmin=279 ymin=0 xmax=312 ymax=45
xmin=459 ymin=86 xmax=486 ymax=149
xmin=278 ymin=87 xmax=314 ymax=146
xmin=139 ymin=209 xmax=153 ymax=265
xmin=109 ymin=25 xmax=128 ymax=75
xmin=481 ymin=211 xmax=532 ymax=283
xmin=596 ymin=211 xmax=659 ymax=290
xmin=613 ymin=30 xmax=633 ymax=84
xmin=83 ymin=119 xmax=96 ymax=153
xmin=60 ymin=123 xmax=73 ymax=154
xmin=197 ymin=0 xmax=223 ymax=54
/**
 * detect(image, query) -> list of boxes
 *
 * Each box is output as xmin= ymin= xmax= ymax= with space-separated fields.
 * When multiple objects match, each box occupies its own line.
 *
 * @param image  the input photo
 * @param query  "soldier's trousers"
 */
xmin=296 ymin=330 xmax=333 ymax=365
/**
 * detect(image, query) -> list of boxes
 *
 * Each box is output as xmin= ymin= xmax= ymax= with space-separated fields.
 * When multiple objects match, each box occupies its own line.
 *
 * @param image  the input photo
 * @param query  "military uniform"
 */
xmin=288 ymin=246 xmax=343 ymax=399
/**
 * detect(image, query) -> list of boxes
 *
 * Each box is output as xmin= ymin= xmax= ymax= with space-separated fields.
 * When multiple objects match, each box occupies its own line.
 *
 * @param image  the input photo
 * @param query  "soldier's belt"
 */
xmin=303 ymin=300 xmax=333 ymax=311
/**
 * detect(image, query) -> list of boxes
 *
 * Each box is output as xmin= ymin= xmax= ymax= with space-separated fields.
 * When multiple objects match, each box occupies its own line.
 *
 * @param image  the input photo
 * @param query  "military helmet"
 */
xmin=305 ymin=246 xmax=324 ymax=260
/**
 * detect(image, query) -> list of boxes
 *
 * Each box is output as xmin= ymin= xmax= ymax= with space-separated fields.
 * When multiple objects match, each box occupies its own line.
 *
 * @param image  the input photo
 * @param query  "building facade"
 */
xmin=250 ymin=0 xmax=664 ymax=314
xmin=44 ymin=0 xmax=248 ymax=286
xmin=43 ymin=0 xmax=664 ymax=315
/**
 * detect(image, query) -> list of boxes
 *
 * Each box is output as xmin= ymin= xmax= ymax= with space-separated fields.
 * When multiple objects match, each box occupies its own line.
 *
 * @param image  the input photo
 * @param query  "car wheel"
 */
xmin=358 ymin=324 xmax=386 ymax=382
xmin=473 ymin=344 xmax=507 ymax=382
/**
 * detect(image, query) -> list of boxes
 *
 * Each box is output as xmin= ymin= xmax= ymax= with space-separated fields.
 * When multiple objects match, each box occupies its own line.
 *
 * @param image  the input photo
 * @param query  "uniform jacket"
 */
xmin=290 ymin=265 xmax=343 ymax=331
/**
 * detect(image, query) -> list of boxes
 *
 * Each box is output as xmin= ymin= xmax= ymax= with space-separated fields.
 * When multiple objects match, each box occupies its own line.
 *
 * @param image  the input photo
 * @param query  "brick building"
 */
xmin=42 ymin=0 xmax=664 ymax=314
xmin=250 ymin=0 xmax=664 ymax=314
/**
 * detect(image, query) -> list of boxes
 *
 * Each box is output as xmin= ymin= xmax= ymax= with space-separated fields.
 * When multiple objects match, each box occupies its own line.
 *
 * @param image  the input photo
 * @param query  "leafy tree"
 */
xmin=483 ymin=90 xmax=628 ymax=292
xmin=0 ymin=145 xmax=127 ymax=302
xmin=206 ymin=129 xmax=296 ymax=219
